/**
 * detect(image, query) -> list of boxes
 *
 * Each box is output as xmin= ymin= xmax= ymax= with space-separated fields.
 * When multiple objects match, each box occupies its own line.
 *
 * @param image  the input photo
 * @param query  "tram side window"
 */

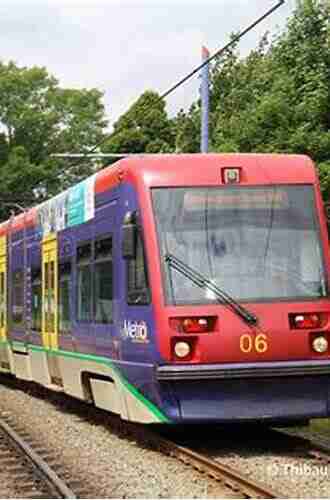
xmin=127 ymin=233 xmax=150 ymax=305
xmin=77 ymin=243 xmax=92 ymax=322
xmin=12 ymin=270 xmax=24 ymax=327
xmin=94 ymin=237 xmax=113 ymax=324
xmin=59 ymin=261 xmax=71 ymax=333
xmin=31 ymin=268 xmax=42 ymax=332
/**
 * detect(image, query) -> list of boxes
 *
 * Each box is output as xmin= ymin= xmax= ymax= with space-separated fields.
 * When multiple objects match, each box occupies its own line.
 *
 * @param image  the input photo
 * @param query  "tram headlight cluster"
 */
xmin=174 ymin=341 xmax=191 ymax=359
xmin=312 ymin=336 xmax=328 ymax=354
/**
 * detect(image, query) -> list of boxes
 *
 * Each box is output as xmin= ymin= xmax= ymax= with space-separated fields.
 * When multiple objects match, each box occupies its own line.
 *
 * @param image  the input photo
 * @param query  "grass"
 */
xmin=310 ymin=418 xmax=330 ymax=438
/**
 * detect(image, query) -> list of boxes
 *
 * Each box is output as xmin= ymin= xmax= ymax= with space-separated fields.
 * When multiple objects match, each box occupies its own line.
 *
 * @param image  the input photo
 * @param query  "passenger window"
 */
xmin=59 ymin=261 xmax=71 ymax=333
xmin=12 ymin=269 xmax=24 ymax=327
xmin=95 ymin=237 xmax=112 ymax=260
xmin=48 ymin=261 xmax=55 ymax=332
xmin=32 ymin=268 xmax=42 ymax=332
xmin=127 ymin=233 xmax=150 ymax=305
xmin=77 ymin=243 xmax=92 ymax=264
xmin=94 ymin=237 xmax=113 ymax=324
xmin=77 ymin=243 xmax=92 ymax=322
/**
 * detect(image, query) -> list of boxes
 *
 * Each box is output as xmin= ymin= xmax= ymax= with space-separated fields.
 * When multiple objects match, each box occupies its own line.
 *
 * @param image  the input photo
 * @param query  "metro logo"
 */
xmin=122 ymin=320 xmax=149 ymax=343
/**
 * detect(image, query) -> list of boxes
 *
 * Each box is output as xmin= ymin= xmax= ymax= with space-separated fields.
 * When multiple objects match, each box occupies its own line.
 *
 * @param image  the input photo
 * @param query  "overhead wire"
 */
xmin=1 ymin=1 xmax=286 ymax=219
xmin=51 ymin=0 xmax=285 ymax=174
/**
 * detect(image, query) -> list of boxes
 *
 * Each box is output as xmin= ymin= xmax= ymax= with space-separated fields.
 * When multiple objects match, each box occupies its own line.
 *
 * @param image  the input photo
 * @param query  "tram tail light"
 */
xmin=289 ymin=312 xmax=327 ymax=330
xmin=169 ymin=316 xmax=216 ymax=333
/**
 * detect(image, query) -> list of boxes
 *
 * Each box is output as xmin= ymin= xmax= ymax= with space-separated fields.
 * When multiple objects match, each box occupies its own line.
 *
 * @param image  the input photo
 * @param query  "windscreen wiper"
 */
xmin=165 ymin=253 xmax=258 ymax=326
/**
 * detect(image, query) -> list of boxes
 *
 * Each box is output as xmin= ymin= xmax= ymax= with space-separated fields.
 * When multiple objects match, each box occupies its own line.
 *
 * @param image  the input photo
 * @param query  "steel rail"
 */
xmin=308 ymin=449 xmax=330 ymax=464
xmin=0 ymin=417 xmax=76 ymax=499
xmin=276 ymin=427 xmax=330 ymax=466
xmin=146 ymin=429 xmax=281 ymax=499
xmin=0 ymin=375 xmax=280 ymax=499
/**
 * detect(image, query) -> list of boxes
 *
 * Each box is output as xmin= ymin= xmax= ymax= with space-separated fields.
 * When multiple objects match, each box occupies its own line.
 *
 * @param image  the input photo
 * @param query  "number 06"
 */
xmin=240 ymin=334 xmax=268 ymax=354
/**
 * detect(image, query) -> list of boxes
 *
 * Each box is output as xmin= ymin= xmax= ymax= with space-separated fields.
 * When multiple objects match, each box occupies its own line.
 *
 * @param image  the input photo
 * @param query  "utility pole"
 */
xmin=196 ymin=1 xmax=285 ymax=154
xmin=200 ymin=46 xmax=210 ymax=153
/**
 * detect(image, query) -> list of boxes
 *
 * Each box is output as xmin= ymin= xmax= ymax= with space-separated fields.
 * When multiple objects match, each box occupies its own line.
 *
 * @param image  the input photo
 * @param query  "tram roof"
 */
xmin=0 ymin=153 xmax=317 ymax=236
xmin=96 ymin=153 xmax=317 ymax=192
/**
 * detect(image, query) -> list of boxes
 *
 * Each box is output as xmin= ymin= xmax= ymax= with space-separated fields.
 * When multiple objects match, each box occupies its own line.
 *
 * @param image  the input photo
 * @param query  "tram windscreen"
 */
xmin=152 ymin=186 xmax=326 ymax=303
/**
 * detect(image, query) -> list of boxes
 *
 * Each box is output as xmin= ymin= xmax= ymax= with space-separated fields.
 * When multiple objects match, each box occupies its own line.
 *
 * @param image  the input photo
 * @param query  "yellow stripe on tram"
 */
xmin=41 ymin=233 xmax=58 ymax=350
xmin=0 ymin=236 xmax=7 ymax=341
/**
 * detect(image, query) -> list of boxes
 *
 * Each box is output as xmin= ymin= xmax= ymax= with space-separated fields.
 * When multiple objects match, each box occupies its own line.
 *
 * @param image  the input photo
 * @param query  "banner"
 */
xmin=37 ymin=174 xmax=96 ymax=236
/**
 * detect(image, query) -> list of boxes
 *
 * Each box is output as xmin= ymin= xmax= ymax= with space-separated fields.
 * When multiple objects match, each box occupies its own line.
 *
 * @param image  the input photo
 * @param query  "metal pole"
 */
xmin=201 ymin=46 xmax=210 ymax=153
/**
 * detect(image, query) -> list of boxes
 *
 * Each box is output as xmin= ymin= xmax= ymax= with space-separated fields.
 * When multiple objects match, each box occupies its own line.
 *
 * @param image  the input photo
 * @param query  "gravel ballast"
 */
xmin=216 ymin=448 xmax=330 ymax=498
xmin=177 ymin=426 xmax=330 ymax=499
xmin=0 ymin=376 xmax=232 ymax=499
xmin=2 ymin=375 xmax=330 ymax=498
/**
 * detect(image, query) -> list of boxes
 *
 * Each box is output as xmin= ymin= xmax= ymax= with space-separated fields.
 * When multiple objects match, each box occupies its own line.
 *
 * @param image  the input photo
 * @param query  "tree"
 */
xmin=173 ymin=106 xmax=201 ymax=153
xmin=270 ymin=0 xmax=330 ymax=159
xmin=0 ymin=133 xmax=8 ymax=166
xmin=0 ymin=61 xmax=107 ymax=219
xmin=103 ymin=90 xmax=174 ymax=154
xmin=0 ymin=146 xmax=44 ymax=220
xmin=204 ymin=0 xmax=330 ymax=196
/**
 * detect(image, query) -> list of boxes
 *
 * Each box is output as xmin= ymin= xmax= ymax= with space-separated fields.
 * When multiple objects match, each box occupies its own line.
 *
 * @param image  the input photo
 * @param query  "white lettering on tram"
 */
xmin=122 ymin=320 xmax=149 ymax=343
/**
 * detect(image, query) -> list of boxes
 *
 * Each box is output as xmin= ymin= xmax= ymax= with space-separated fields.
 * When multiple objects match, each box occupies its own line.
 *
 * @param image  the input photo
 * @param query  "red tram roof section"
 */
xmin=96 ymin=153 xmax=317 ymax=192
xmin=0 ymin=153 xmax=317 ymax=236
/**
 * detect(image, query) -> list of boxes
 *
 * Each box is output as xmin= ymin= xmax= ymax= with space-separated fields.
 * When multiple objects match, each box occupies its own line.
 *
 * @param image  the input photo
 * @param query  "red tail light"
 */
xmin=169 ymin=316 xmax=216 ymax=333
xmin=289 ymin=313 xmax=327 ymax=330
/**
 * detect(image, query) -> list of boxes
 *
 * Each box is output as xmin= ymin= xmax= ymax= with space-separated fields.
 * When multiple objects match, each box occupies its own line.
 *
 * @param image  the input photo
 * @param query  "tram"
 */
xmin=0 ymin=153 xmax=329 ymax=424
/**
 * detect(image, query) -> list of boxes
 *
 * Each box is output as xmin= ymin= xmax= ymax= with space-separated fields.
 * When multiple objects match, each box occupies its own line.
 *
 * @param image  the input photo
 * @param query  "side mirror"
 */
xmin=122 ymin=212 xmax=137 ymax=259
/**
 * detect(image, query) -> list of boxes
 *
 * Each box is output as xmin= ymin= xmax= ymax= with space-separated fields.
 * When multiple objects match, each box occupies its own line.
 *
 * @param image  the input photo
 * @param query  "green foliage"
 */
xmin=1 ymin=0 xmax=330 ymax=222
xmin=0 ymin=133 xmax=8 ymax=166
xmin=0 ymin=61 xmax=107 ymax=219
xmin=103 ymin=90 xmax=174 ymax=154
xmin=173 ymin=0 xmax=330 ymax=196
xmin=173 ymin=106 xmax=201 ymax=153
xmin=318 ymin=161 xmax=330 ymax=200
xmin=0 ymin=146 xmax=43 ymax=220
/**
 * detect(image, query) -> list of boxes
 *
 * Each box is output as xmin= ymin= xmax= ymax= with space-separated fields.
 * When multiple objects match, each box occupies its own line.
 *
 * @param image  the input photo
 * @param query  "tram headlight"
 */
xmin=174 ymin=341 xmax=191 ymax=359
xmin=312 ymin=336 xmax=328 ymax=354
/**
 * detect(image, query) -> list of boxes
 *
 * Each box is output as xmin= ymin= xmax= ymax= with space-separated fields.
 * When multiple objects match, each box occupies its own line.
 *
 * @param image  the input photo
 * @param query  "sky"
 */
xmin=0 ymin=0 xmax=297 ymax=129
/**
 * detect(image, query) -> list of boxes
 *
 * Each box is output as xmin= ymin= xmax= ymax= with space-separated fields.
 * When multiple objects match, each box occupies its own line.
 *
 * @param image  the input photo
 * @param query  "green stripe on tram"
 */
xmin=0 ymin=340 xmax=170 ymax=423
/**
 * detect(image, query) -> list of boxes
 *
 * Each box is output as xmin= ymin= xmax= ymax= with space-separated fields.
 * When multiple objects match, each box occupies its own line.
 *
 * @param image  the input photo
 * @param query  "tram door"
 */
xmin=42 ymin=234 xmax=58 ymax=350
xmin=0 ymin=236 xmax=7 ymax=341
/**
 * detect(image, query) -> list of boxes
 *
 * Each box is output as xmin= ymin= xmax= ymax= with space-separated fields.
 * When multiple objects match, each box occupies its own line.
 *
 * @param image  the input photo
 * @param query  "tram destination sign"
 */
xmin=184 ymin=189 xmax=289 ymax=211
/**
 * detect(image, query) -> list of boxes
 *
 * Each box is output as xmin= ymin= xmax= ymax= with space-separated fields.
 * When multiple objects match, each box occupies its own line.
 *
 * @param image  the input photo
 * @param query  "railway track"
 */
xmin=0 ymin=376 xmax=282 ymax=499
xmin=277 ymin=427 xmax=330 ymax=467
xmin=0 ymin=414 xmax=76 ymax=499
xmin=143 ymin=427 xmax=281 ymax=498
xmin=3 ymin=376 xmax=330 ymax=498
xmin=0 ymin=378 xmax=280 ymax=499
xmin=97 ymin=419 xmax=330 ymax=499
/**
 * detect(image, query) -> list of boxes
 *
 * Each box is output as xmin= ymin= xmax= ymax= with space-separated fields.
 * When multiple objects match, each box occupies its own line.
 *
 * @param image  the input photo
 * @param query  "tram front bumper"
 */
xmin=157 ymin=359 xmax=330 ymax=380
xmin=156 ymin=360 xmax=330 ymax=422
